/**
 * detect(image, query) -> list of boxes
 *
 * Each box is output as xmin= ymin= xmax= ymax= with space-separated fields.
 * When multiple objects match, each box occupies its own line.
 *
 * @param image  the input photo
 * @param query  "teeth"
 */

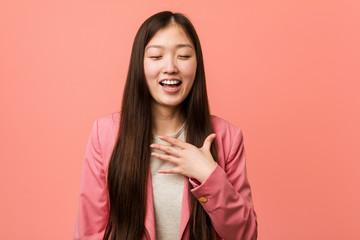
xmin=161 ymin=80 xmax=180 ymax=85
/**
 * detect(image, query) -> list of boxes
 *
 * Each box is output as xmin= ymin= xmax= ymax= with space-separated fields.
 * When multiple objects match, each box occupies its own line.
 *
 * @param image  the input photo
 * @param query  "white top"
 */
xmin=150 ymin=124 xmax=186 ymax=240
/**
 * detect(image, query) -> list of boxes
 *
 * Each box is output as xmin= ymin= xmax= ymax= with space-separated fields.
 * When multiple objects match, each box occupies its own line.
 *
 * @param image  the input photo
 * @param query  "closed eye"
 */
xmin=178 ymin=55 xmax=190 ymax=59
xmin=150 ymin=56 xmax=162 ymax=60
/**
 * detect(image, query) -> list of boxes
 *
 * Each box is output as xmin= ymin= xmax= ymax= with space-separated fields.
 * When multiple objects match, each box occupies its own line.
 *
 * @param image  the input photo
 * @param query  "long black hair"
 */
xmin=104 ymin=11 xmax=217 ymax=240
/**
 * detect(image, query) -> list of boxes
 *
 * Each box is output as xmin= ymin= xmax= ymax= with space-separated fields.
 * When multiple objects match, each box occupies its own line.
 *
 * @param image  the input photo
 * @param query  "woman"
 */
xmin=74 ymin=11 xmax=257 ymax=240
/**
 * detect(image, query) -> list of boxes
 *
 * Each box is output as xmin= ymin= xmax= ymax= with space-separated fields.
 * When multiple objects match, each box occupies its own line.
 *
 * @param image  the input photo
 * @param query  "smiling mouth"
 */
xmin=159 ymin=79 xmax=182 ymax=87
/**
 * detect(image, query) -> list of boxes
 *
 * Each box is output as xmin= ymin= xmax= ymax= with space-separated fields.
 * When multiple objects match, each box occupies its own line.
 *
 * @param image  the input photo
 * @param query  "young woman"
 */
xmin=74 ymin=11 xmax=257 ymax=240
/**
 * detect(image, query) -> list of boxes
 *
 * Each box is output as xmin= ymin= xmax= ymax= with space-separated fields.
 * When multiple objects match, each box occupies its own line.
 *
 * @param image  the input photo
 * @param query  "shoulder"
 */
xmin=96 ymin=112 xmax=120 ymax=127
xmin=94 ymin=112 xmax=120 ymax=136
xmin=211 ymin=115 xmax=243 ymax=139
xmin=210 ymin=115 xmax=244 ymax=163
xmin=95 ymin=111 xmax=120 ymax=138
xmin=90 ymin=112 xmax=120 ymax=166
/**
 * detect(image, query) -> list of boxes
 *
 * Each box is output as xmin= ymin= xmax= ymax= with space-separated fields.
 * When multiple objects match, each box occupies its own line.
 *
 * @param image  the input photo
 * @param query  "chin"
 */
xmin=159 ymin=100 xmax=183 ymax=108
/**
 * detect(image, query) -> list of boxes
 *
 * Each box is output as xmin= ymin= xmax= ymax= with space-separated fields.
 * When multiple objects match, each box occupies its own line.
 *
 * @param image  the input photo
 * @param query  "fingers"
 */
xmin=151 ymin=151 xmax=179 ymax=164
xmin=158 ymin=136 xmax=189 ymax=150
xmin=151 ymin=151 xmax=182 ymax=175
xmin=158 ymin=167 xmax=180 ymax=174
xmin=150 ymin=143 xmax=181 ymax=157
xmin=202 ymin=133 xmax=216 ymax=150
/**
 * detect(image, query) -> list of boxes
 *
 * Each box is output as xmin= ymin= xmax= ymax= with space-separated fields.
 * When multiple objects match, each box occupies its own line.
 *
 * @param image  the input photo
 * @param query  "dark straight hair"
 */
xmin=104 ymin=11 xmax=218 ymax=240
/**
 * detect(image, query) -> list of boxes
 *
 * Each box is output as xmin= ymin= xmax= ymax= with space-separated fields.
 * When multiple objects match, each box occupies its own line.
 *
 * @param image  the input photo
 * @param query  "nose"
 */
xmin=163 ymin=56 xmax=178 ymax=74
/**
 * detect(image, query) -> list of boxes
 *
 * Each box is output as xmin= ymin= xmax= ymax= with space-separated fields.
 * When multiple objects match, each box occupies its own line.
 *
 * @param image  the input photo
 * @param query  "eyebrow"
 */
xmin=145 ymin=43 xmax=193 ymax=51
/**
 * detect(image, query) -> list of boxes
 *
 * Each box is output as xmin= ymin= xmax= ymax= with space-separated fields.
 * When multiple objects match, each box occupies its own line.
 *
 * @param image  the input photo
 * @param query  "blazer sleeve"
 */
xmin=190 ymin=128 xmax=258 ymax=240
xmin=74 ymin=120 xmax=109 ymax=240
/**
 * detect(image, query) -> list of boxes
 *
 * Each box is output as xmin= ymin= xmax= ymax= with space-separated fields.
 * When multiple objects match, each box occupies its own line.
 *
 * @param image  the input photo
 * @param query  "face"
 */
xmin=144 ymin=24 xmax=197 ymax=112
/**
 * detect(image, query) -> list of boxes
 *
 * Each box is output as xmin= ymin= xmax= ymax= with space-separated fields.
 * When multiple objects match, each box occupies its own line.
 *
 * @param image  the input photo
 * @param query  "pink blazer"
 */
xmin=74 ymin=112 xmax=257 ymax=240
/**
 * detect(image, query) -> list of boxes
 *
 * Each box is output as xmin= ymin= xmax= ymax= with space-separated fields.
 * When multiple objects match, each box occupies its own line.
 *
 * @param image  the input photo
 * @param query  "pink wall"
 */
xmin=1 ymin=0 xmax=359 ymax=239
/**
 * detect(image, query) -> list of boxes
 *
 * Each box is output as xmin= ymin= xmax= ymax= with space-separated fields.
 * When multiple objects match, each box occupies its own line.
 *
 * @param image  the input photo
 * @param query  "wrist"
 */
xmin=198 ymin=162 xmax=217 ymax=183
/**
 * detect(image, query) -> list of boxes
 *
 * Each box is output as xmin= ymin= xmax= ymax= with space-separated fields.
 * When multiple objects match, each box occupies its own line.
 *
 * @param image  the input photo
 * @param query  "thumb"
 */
xmin=202 ymin=133 xmax=216 ymax=150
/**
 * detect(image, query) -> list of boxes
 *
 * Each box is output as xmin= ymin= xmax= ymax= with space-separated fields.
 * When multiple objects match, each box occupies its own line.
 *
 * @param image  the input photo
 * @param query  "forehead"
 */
xmin=145 ymin=24 xmax=194 ymax=49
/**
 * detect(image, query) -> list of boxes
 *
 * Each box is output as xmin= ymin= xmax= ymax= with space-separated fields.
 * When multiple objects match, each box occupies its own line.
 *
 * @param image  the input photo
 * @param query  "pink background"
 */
xmin=1 ymin=0 xmax=359 ymax=239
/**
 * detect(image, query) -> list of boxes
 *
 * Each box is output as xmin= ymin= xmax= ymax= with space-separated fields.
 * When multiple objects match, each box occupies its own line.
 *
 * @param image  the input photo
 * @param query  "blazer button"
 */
xmin=198 ymin=197 xmax=207 ymax=203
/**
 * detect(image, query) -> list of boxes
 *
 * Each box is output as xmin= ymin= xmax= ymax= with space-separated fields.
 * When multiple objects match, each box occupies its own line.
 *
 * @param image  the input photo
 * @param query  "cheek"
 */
xmin=144 ymin=61 xmax=159 ymax=81
xmin=183 ymin=60 xmax=197 ymax=79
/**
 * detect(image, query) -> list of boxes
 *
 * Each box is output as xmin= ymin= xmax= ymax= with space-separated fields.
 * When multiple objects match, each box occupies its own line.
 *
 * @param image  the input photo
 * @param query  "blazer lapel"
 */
xmin=179 ymin=177 xmax=191 ymax=239
xmin=144 ymin=170 xmax=156 ymax=240
xmin=144 ymin=173 xmax=191 ymax=240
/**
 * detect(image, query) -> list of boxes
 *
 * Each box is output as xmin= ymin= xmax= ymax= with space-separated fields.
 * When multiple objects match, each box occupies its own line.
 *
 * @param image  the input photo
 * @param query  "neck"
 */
xmin=151 ymin=104 xmax=185 ymax=136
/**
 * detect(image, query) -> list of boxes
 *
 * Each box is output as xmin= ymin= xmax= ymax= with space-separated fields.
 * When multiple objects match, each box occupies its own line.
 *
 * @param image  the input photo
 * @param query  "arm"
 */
xmin=189 ymin=129 xmax=258 ymax=240
xmin=74 ymin=120 xmax=109 ymax=240
xmin=149 ymin=124 xmax=257 ymax=239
